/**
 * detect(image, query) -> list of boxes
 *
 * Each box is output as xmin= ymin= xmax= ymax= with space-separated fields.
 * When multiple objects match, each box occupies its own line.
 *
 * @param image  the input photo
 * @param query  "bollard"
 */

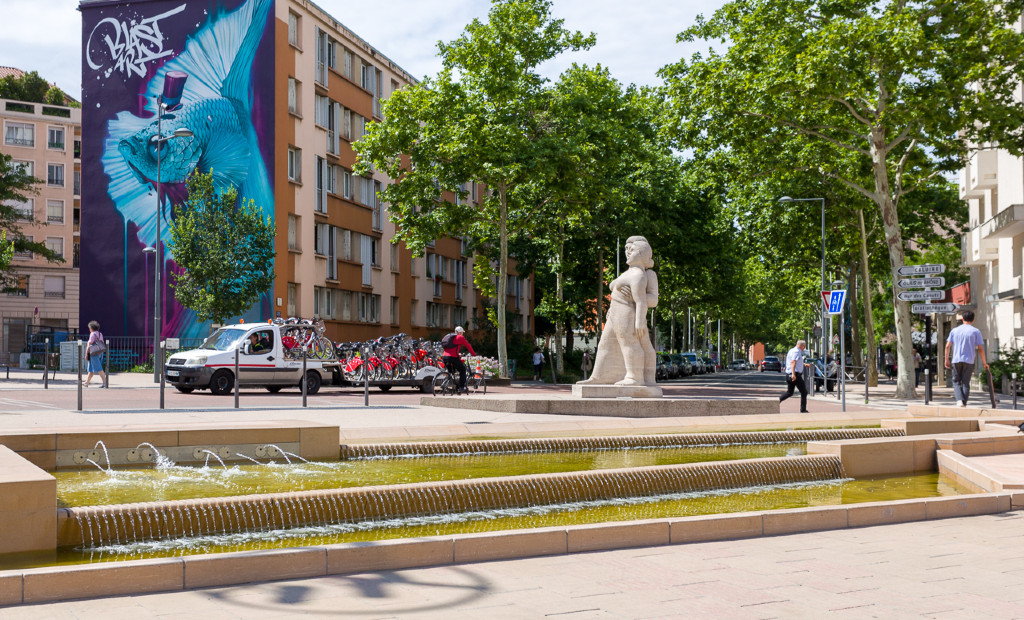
xmin=234 ymin=346 xmax=240 ymax=409
xmin=363 ymin=346 xmax=370 ymax=407
xmin=924 ymin=368 xmax=930 ymax=405
xmin=77 ymin=340 xmax=83 ymax=412
xmin=43 ymin=338 xmax=50 ymax=389
xmin=582 ymin=351 xmax=590 ymax=380
xmin=302 ymin=345 xmax=308 ymax=408
xmin=1013 ymin=373 xmax=1018 ymax=411
xmin=159 ymin=340 xmax=166 ymax=409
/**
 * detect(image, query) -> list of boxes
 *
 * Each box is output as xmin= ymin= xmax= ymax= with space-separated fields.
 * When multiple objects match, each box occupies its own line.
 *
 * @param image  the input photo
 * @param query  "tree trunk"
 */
xmin=869 ymin=130 xmax=914 ymax=398
xmin=670 ymin=303 xmax=676 ymax=353
xmin=555 ymin=238 xmax=565 ymax=374
xmin=857 ymin=208 xmax=879 ymax=388
xmin=497 ymin=185 xmax=510 ymax=378
xmin=596 ymin=247 xmax=604 ymax=333
xmin=849 ymin=264 xmax=863 ymax=368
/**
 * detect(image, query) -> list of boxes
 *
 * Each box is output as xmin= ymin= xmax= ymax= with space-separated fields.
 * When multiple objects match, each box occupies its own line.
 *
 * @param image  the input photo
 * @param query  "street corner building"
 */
xmin=79 ymin=0 xmax=535 ymax=344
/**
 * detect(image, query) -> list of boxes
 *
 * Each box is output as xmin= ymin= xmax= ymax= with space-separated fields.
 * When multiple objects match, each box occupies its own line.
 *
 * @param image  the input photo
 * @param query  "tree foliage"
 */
xmin=660 ymin=0 xmax=1024 ymax=397
xmin=0 ymin=70 xmax=77 ymax=107
xmin=0 ymin=153 xmax=64 ymax=289
xmin=168 ymin=170 xmax=275 ymax=324
xmin=355 ymin=0 xmax=595 ymax=376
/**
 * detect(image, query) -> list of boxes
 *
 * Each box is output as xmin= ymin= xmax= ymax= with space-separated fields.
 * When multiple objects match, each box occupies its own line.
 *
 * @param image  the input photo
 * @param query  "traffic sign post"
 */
xmin=896 ymin=290 xmax=944 ymax=302
xmin=897 ymin=264 xmax=945 ymax=276
xmin=912 ymin=303 xmax=958 ymax=314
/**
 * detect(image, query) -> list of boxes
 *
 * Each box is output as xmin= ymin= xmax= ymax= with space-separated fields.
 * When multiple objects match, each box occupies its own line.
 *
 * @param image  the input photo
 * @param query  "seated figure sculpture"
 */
xmin=575 ymin=236 xmax=661 ymax=397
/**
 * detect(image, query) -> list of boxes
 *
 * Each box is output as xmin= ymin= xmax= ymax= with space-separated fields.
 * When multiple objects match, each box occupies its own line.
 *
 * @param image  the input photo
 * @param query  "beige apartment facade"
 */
xmin=274 ymin=0 xmax=534 ymax=345
xmin=1 ymin=96 xmax=80 ymax=355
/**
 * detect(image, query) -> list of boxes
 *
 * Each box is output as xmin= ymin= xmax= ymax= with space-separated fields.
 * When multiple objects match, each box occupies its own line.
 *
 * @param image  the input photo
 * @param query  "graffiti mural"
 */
xmin=81 ymin=0 xmax=274 ymax=339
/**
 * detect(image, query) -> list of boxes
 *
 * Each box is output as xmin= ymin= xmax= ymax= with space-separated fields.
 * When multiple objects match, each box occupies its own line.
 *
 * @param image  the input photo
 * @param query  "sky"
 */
xmin=0 ymin=0 xmax=727 ymax=100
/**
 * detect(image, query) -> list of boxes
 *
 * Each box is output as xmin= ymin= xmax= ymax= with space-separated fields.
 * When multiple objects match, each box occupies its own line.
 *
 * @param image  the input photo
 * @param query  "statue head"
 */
xmin=624 ymin=236 xmax=654 ymax=269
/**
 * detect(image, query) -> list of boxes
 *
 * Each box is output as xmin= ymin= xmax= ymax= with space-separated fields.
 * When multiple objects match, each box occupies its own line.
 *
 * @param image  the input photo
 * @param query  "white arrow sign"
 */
xmin=897 ymin=277 xmax=945 ymax=289
xmin=912 ymin=303 xmax=958 ymax=313
xmin=897 ymin=264 xmax=945 ymax=276
xmin=897 ymin=291 xmax=944 ymax=302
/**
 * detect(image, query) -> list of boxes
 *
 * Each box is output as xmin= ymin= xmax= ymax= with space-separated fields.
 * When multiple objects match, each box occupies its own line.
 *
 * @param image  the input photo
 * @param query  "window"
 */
xmin=314 ymin=222 xmax=330 ymax=256
xmin=43 ymin=276 xmax=65 ymax=299
xmin=358 ymin=292 xmax=380 ymax=323
xmin=73 ymin=169 xmax=81 ymax=195
xmin=343 ymin=49 xmax=354 ymax=80
xmin=288 ymin=12 xmax=300 ymax=47
xmin=315 ymin=27 xmax=329 ymax=86
xmin=372 ymin=181 xmax=383 ymax=230
xmin=341 ymin=107 xmax=351 ymax=140
xmin=454 ymin=305 xmax=467 ymax=328
xmin=339 ymin=290 xmax=353 ymax=321
xmin=4 ymin=121 xmax=34 ymax=147
xmin=287 ymin=147 xmax=301 ymax=182
xmin=471 ymin=182 xmax=477 ymax=202
xmin=73 ymin=241 xmax=80 ymax=268
xmin=46 ymin=200 xmax=64 ymax=223
xmin=360 ymin=234 xmax=373 ymax=285
xmin=287 ymin=214 xmax=299 ymax=251
xmin=314 ymin=94 xmax=330 ymax=127
xmin=410 ymin=299 xmax=418 ymax=326
xmin=341 ymin=167 xmax=351 ymax=199
xmin=12 ymin=159 xmax=33 ymax=177
xmin=47 ymin=126 xmax=65 ymax=150
xmin=8 ymin=198 xmax=33 ymax=220
xmin=47 ymin=163 xmax=64 ymax=187
xmin=390 ymin=243 xmax=399 ymax=273
xmin=314 ymin=156 xmax=327 ymax=213
xmin=5 ymin=275 xmax=28 ymax=296
xmin=390 ymin=296 xmax=399 ymax=325
xmin=45 ymin=236 xmax=64 ymax=258
xmin=13 ymin=235 xmax=32 ymax=259
xmin=288 ymin=77 xmax=299 ymax=115
xmin=287 ymin=283 xmax=297 ymax=316
xmin=340 ymin=229 xmax=353 ymax=261
xmin=358 ymin=175 xmax=374 ymax=207
xmin=314 ymin=287 xmax=334 ymax=319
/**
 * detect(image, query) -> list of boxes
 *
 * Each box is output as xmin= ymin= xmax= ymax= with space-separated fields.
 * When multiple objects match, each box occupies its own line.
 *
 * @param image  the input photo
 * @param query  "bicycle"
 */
xmin=431 ymin=356 xmax=486 ymax=396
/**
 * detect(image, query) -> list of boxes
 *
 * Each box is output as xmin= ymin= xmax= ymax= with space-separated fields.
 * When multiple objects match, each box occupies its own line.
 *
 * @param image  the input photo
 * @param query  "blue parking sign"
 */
xmin=827 ymin=290 xmax=846 ymax=314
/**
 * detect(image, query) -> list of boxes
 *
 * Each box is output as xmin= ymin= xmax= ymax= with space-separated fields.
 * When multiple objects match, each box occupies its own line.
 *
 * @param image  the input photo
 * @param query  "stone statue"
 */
xmin=574 ymin=236 xmax=660 ymax=397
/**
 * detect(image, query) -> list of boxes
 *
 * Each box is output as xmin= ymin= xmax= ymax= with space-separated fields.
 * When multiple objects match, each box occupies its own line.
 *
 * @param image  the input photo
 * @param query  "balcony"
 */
xmin=980 ymin=204 xmax=1024 ymax=240
xmin=48 ymin=141 xmax=65 ymax=150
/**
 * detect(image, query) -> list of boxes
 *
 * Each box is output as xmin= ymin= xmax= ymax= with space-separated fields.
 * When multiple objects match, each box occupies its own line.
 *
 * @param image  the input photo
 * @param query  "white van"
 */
xmin=165 ymin=324 xmax=337 ymax=395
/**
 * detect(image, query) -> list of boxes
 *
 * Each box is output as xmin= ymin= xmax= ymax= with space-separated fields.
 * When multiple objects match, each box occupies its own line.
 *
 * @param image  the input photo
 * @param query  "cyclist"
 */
xmin=442 ymin=326 xmax=475 ymax=393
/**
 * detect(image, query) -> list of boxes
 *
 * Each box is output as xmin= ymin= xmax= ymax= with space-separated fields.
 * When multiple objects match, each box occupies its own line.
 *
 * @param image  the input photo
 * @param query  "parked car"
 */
xmin=728 ymin=359 xmax=748 ymax=371
xmin=671 ymin=353 xmax=692 ymax=377
xmin=702 ymin=357 xmax=717 ymax=373
xmin=656 ymin=353 xmax=679 ymax=380
xmin=681 ymin=352 xmax=703 ymax=374
xmin=760 ymin=356 xmax=783 ymax=372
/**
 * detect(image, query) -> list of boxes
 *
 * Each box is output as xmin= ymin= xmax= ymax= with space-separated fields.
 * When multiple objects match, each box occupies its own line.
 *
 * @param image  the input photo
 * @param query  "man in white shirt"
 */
xmin=779 ymin=339 xmax=808 ymax=413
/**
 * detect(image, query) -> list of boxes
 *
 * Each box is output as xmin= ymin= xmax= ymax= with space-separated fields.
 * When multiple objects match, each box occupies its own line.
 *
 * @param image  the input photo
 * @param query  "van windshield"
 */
xmin=199 ymin=328 xmax=246 ymax=351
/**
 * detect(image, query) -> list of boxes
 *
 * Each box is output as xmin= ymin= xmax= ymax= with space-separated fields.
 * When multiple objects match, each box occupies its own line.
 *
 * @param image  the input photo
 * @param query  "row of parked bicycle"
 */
xmin=655 ymin=352 xmax=720 ymax=380
xmin=334 ymin=334 xmax=448 ymax=383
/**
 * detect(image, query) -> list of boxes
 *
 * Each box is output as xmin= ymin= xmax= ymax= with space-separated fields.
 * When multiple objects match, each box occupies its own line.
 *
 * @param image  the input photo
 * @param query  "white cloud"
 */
xmin=0 ymin=0 xmax=727 ymax=99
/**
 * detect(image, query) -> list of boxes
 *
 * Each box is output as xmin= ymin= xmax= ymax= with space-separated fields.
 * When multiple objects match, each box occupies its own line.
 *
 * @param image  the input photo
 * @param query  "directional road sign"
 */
xmin=896 ymin=290 xmax=945 ymax=302
xmin=825 ymin=290 xmax=846 ymax=315
xmin=912 ymin=303 xmax=958 ymax=313
xmin=897 ymin=264 xmax=945 ymax=276
xmin=897 ymin=276 xmax=945 ymax=289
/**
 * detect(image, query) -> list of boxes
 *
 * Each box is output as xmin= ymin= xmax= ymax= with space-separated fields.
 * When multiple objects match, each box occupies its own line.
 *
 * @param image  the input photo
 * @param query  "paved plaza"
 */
xmin=1 ymin=369 xmax=1022 ymax=618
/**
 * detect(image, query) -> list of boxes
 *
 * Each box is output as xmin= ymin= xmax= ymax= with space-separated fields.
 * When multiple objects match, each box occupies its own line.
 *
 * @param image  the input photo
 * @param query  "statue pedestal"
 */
xmin=572 ymin=383 xmax=663 ymax=399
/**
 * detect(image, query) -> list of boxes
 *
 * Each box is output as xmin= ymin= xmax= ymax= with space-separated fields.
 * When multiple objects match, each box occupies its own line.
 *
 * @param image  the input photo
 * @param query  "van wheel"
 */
xmin=209 ymin=370 xmax=234 ymax=395
xmin=302 ymin=370 xmax=322 ymax=395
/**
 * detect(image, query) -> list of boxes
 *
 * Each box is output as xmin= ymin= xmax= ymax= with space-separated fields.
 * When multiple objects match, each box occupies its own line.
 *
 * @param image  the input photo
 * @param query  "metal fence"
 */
xmin=100 ymin=337 xmax=206 ymax=372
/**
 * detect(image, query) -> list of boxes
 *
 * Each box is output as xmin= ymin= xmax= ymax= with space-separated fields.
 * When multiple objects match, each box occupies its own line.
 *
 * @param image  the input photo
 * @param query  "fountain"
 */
xmin=0 ymin=416 xmax=1021 ymax=606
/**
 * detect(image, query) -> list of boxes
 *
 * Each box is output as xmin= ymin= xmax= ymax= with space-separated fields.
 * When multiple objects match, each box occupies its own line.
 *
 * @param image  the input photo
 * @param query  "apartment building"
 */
xmin=79 ymin=0 xmax=533 ymax=343
xmin=958 ymin=146 xmax=1024 ymax=359
xmin=1 ymin=94 xmax=80 ymax=355
xmin=276 ymin=0 xmax=532 ymax=343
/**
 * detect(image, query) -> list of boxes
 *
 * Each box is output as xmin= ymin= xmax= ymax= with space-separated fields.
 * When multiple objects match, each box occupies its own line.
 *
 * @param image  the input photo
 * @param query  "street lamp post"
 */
xmin=779 ymin=196 xmax=827 ymax=363
xmin=151 ymin=100 xmax=193 ymax=382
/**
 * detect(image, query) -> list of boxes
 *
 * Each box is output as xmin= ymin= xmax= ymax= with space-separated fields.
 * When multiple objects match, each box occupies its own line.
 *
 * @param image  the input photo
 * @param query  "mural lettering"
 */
xmin=86 ymin=4 xmax=187 ymax=78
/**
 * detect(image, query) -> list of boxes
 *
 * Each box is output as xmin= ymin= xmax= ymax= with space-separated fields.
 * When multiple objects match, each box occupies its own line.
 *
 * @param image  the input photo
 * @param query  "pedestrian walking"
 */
xmin=913 ymin=349 xmax=922 ymax=388
xmin=944 ymin=310 xmax=988 ymax=407
xmin=884 ymin=349 xmax=896 ymax=381
xmin=779 ymin=340 xmax=808 ymax=413
xmin=83 ymin=320 xmax=108 ymax=388
xmin=532 ymin=347 xmax=545 ymax=381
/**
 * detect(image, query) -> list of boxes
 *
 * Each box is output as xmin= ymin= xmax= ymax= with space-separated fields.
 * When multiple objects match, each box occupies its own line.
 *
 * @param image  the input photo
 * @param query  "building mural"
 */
xmin=80 ymin=0 xmax=274 ymax=339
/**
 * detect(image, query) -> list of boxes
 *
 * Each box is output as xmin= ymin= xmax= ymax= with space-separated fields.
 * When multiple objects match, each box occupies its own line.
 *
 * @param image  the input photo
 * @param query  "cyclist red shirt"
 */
xmin=443 ymin=334 xmax=475 ymax=358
